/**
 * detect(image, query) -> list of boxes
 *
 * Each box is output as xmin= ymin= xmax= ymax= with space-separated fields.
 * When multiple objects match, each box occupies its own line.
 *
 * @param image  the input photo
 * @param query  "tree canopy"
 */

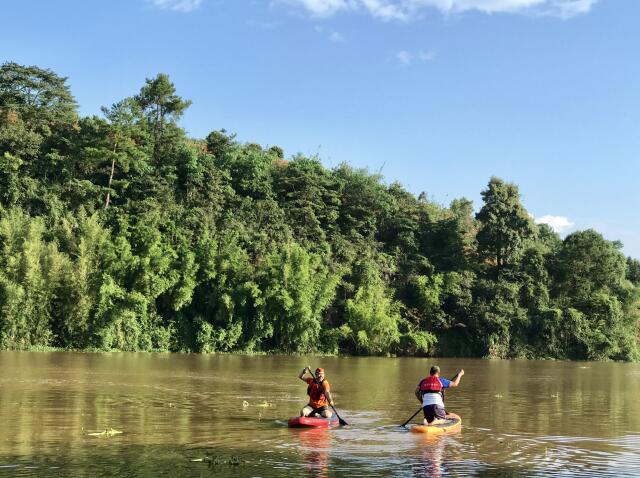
xmin=1 ymin=62 xmax=638 ymax=360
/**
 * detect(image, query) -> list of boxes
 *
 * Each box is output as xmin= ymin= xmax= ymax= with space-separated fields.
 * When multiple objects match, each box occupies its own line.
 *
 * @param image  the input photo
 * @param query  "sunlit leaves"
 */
xmin=0 ymin=62 xmax=638 ymax=360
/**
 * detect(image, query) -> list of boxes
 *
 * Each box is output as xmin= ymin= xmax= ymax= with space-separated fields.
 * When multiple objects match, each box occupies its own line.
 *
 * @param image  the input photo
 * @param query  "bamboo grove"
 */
xmin=1 ymin=62 xmax=639 ymax=359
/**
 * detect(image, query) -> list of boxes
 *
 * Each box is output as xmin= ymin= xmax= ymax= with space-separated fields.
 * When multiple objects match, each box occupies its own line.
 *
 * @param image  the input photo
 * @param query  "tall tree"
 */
xmin=476 ymin=177 xmax=535 ymax=274
xmin=627 ymin=257 xmax=640 ymax=286
xmin=0 ymin=63 xmax=78 ymax=207
xmin=99 ymin=99 xmax=151 ymax=208
xmin=552 ymin=229 xmax=627 ymax=300
xmin=0 ymin=62 xmax=77 ymax=132
xmin=135 ymin=73 xmax=191 ymax=150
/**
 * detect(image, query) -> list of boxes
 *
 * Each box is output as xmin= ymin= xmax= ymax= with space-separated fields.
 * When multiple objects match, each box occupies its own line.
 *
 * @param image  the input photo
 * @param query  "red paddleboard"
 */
xmin=287 ymin=416 xmax=339 ymax=428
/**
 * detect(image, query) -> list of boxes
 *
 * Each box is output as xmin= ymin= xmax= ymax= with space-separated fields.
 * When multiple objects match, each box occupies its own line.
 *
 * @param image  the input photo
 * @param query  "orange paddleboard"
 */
xmin=410 ymin=413 xmax=461 ymax=435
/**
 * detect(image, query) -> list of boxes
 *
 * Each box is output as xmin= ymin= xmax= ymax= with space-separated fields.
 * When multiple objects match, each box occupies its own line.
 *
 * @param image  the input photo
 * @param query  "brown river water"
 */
xmin=0 ymin=352 xmax=639 ymax=477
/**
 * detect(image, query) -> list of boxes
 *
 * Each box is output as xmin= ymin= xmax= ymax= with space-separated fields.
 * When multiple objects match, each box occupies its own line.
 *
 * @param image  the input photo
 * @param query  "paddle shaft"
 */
xmin=306 ymin=368 xmax=348 ymax=426
xmin=400 ymin=407 xmax=423 ymax=428
xmin=401 ymin=370 xmax=462 ymax=428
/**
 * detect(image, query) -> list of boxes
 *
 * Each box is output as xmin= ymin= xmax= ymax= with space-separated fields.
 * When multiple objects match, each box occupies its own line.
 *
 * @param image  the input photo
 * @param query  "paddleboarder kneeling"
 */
xmin=298 ymin=366 xmax=334 ymax=418
xmin=415 ymin=365 xmax=464 ymax=426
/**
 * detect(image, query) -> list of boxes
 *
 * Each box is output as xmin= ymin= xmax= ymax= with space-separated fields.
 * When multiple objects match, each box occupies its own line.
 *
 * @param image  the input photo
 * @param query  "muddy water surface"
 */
xmin=0 ymin=352 xmax=639 ymax=476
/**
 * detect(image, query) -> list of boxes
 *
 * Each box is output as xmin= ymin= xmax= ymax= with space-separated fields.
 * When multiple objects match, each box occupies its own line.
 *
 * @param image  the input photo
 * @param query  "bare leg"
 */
xmin=301 ymin=405 xmax=313 ymax=417
xmin=321 ymin=409 xmax=333 ymax=418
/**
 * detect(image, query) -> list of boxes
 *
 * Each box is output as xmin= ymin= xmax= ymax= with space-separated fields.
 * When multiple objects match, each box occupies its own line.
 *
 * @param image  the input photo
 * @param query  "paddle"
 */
xmin=306 ymin=367 xmax=348 ymax=426
xmin=400 ymin=407 xmax=423 ymax=428
xmin=401 ymin=369 xmax=462 ymax=428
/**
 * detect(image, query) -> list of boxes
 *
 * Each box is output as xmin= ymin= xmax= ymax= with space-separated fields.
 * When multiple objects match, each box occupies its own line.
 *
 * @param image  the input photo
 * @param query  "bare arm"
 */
xmin=324 ymin=387 xmax=334 ymax=406
xmin=298 ymin=366 xmax=311 ymax=382
xmin=415 ymin=386 xmax=423 ymax=403
xmin=448 ymin=369 xmax=465 ymax=388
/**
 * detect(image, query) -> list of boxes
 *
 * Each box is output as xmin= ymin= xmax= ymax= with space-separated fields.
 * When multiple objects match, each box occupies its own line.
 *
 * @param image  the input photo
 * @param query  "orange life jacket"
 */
xmin=307 ymin=380 xmax=327 ymax=404
xmin=419 ymin=375 xmax=443 ymax=395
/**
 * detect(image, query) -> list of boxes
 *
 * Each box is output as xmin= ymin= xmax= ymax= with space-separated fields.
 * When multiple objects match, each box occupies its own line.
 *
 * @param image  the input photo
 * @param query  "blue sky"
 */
xmin=2 ymin=0 xmax=639 ymax=257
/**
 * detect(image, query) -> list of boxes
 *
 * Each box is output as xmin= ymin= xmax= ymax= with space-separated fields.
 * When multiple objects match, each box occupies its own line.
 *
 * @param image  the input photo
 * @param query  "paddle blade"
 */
xmin=330 ymin=405 xmax=348 ymax=426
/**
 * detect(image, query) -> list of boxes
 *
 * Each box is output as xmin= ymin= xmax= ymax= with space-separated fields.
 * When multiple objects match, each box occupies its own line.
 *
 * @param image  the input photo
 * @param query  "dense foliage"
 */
xmin=1 ymin=62 xmax=638 ymax=359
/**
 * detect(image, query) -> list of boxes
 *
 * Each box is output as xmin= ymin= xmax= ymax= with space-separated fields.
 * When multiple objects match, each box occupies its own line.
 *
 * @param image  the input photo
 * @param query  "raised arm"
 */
xmin=298 ymin=365 xmax=311 ymax=382
xmin=448 ymin=369 xmax=465 ymax=388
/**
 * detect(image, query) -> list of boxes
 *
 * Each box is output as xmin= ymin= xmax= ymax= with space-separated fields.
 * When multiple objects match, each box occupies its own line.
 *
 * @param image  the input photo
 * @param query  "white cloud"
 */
xmin=282 ymin=0 xmax=598 ymax=19
xmin=284 ymin=0 xmax=354 ymax=17
xmin=542 ymin=0 xmax=597 ymax=19
xmin=535 ymin=215 xmax=575 ymax=233
xmin=395 ymin=50 xmax=412 ymax=65
xmin=359 ymin=0 xmax=409 ymax=20
xmin=418 ymin=49 xmax=436 ymax=61
xmin=414 ymin=0 xmax=598 ymax=18
xmin=150 ymin=0 xmax=202 ymax=12
xmin=394 ymin=48 xmax=435 ymax=65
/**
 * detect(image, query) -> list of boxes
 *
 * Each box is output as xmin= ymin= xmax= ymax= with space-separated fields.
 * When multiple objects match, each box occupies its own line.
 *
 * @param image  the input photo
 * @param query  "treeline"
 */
xmin=1 ymin=62 xmax=639 ymax=359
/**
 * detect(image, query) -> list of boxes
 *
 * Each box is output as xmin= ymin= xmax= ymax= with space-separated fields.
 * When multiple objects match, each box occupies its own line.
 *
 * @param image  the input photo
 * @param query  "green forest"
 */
xmin=1 ymin=62 xmax=639 ymax=360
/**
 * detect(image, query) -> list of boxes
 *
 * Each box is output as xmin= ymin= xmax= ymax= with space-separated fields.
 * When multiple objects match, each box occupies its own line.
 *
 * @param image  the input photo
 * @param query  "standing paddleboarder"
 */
xmin=415 ymin=365 xmax=464 ymax=425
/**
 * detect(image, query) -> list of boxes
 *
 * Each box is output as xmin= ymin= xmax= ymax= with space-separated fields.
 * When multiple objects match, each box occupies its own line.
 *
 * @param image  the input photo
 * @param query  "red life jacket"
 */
xmin=419 ymin=375 xmax=443 ymax=395
xmin=307 ymin=380 xmax=326 ymax=402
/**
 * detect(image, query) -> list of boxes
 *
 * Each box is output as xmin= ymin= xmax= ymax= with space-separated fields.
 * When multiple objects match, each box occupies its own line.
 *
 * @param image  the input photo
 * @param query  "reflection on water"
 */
xmin=414 ymin=433 xmax=448 ymax=477
xmin=0 ymin=351 xmax=639 ymax=476
xmin=297 ymin=428 xmax=331 ymax=477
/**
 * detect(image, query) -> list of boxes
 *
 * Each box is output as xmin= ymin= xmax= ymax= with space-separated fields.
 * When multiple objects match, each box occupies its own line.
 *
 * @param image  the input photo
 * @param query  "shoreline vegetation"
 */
xmin=6 ymin=346 xmax=636 ymax=362
xmin=1 ymin=62 xmax=639 ymax=360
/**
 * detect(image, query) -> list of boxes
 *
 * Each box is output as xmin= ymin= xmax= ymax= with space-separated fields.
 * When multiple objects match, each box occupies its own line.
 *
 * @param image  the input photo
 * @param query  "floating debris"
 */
xmin=192 ymin=455 xmax=242 ymax=466
xmin=242 ymin=400 xmax=249 ymax=408
xmin=87 ymin=428 xmax=123 ymax=437
xmin=256 ymin=401 xmax=273 ymax=408
xmin=494 ymin=394 xmax=503 ymax=398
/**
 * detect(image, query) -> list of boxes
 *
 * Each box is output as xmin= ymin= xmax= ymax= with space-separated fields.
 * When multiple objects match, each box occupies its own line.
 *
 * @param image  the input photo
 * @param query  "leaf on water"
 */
xmin=87 ymin=428 xmax=123 ymax=437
